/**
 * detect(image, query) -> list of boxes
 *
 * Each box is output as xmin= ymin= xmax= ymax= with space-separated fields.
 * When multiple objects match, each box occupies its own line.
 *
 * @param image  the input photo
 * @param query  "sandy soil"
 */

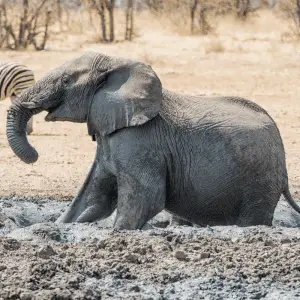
xmin=0 ymin=10 xmax=300 ymax=300
xmin=0 ymin=12 xmax=300 ymax=198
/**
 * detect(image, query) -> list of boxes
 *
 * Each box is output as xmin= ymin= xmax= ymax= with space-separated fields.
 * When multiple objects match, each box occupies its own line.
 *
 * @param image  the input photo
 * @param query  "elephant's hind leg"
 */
xmin=237 ymin=190 xmax=280 ymax=226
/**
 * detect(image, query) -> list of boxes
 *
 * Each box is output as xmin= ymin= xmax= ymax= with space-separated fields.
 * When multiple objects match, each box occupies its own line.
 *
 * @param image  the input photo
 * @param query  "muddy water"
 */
xmin=1 ymin=196 xmax=300 ymax=299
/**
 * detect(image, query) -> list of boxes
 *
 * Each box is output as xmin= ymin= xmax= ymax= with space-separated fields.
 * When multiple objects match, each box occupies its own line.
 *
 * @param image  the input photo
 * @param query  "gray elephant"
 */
xmin=6 ymin=52 xmax=300 ymax=230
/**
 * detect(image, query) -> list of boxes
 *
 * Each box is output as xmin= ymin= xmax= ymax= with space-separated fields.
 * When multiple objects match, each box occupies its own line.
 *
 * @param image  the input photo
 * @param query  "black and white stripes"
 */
xmin=1 ymin=61 xmax=35 ymax=134
xmin=0 ymin=61 xmax=35 ymax=101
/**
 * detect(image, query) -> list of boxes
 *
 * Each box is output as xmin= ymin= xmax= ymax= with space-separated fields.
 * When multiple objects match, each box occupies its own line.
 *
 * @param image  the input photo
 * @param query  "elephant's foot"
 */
xmin=56 ymin=204 xmax=98 ymax=223
xmin=141 ymin=223 xmax=154 ymax=230
xmin=56 ymin=202 xmax=114 ymax=224
xmin=171 ymin=215 xmax=193 ymax=226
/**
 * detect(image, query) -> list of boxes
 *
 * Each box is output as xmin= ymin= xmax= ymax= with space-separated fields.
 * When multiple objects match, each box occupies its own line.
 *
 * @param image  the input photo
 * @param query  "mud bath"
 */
xmin=1 ymin=197 xmax=300 ymax=299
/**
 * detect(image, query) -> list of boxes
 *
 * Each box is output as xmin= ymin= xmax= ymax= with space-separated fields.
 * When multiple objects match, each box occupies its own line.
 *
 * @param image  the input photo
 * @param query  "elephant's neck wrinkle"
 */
xmin=86 ymin=92 xmax=98 ymax=139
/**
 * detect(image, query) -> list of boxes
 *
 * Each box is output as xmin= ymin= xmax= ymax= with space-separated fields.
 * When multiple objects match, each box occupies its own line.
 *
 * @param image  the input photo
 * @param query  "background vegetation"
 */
xmin=0 ymin=0 xmax=299 ymax=51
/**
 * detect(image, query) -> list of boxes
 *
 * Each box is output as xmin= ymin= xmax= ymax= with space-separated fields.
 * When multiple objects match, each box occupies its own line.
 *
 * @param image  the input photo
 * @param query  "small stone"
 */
xmin=59 ymin=252 xmax=67 ymax=258
xmin=264 ymin=240 xmax=275 ymax=247
xmin=281 ymin=237 xmax=291 ymax=244
xmin=0 ymin=213 xmax=7 ymax=223
xmin=54 ymin=288 xmax=71 ymax=300
xmin=174 ymin=250 xmax=188 ymax=261
xmin=231 ymin=237 xmax=240 ymax=243
xmin=37 ymin=245 xmax=57 ymax=259
xmin=97 ymin=240 xmax=107 ymax=249
xmin=130 ymin=285 xmax=140 ymax=292
xmin=0 ymin=265 xmax=7 ymax=271
xmin=84 ymin=287 xmax=102 ymax=299
xmin=68 ymin=276 xmax=80 ymax=288
xmin=200 ymin=252 xmax=210 ymax=259
xmin=226 ymin=263 xmax=234 ymax=269
xmin=166 ymin=235 xmax=174 ymax=242
xmin=20 ymin=292 xmax=33 ymax=300
xmin=125 ymin=253 xmax=140 ymax=264
xmin=3 ymin=238 xmax=20 ymax=251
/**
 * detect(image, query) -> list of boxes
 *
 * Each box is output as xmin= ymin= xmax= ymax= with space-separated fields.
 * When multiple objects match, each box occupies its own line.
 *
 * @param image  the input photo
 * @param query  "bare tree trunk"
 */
xmin=190 ymin=0 xmax=198 ymax=34
xmin=65 ymin=8 xmax=70 ymax=29
xmin=99 ymin=0 xmax=107 ymax=41
xmin=198 ymin=7 xmax=210 ymax=34
xmin=19 ymin=0 xmax=29 ymax=49
xmin=57 ymin=0 xmax=62 ymax=31
xmin=106 ymin=0 xmax=115 ymax=42
xmin=2 ymin=1 xmax=17 ymax=49
xmin=0 ymin=8 xmax=3 ymax=42
xmin=125 ymin=0 xmax=134 ymax=40
xmin=296 ymin=0 xmax=300 ymax=27
xmin=0 ymin=5 xmax=7 ymax=48
xmin=34 ymin=10 xmax=51 ymax=50
xmin=108 ymin=7 xmax=114 ymax=42
xmin=236 ymin=0 xmax=249 ymax=17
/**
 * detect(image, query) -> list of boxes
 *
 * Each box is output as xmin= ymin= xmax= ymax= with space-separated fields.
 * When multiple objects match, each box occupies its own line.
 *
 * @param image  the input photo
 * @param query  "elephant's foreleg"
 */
xmin=56 ymin=159 xmax=116 ymax=223
xmin=114 ymin=166 xmax=166 ymax=230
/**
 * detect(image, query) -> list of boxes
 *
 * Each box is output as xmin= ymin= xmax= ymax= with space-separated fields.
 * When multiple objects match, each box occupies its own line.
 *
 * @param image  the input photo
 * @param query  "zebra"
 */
xmin=0 ymin=61 xmax=35 ymax=134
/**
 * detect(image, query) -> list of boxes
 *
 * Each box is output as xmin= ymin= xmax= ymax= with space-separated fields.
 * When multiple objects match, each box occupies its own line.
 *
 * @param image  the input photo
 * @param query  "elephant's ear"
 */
xmin=87 ymin=62 xmax=162 ymax=136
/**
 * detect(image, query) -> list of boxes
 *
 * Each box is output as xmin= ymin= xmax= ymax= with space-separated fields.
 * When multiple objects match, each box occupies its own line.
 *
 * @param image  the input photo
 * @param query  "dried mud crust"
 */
xmin=1 ymin=229 xmax=300 ymax=300
xmin=1 ymin=197 xmax=300 ymax=299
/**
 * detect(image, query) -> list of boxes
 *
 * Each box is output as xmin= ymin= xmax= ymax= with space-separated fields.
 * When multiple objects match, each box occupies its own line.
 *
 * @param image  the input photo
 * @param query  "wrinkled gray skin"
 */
xmin=10 ymin=95 xmax=33 ymax=135
xmin=6 ymin=52 xmax=300 ymax=230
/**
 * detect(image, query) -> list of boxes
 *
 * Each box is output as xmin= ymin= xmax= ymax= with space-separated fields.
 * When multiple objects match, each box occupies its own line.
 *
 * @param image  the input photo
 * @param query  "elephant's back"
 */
xmin=161 ymin=89 xmax=276 ymax=131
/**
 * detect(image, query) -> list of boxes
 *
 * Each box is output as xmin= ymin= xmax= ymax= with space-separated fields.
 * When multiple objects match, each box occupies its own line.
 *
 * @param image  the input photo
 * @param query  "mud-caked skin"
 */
xmin=6 ymin=52 xmax=300 ymax=229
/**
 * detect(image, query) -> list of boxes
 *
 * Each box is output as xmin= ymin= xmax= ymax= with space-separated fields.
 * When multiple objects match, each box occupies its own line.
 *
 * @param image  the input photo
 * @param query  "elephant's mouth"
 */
xmin=45 ymin=103 xmax=62 ymax=121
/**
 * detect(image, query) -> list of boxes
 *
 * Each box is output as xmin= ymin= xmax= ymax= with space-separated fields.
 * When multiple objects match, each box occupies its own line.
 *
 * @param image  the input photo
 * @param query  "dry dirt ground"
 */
xmin=0 ymin=11 xmax=300 ymax=300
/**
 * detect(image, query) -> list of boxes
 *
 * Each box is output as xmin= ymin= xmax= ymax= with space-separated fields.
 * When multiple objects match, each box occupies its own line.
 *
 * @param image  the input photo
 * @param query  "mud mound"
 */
xmin=1 ymin=197 xmax=300 ymax=299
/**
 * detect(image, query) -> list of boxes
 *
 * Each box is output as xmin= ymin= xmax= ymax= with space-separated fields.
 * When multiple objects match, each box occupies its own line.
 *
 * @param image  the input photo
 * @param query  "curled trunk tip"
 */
xmin=6 ymin=102 xmax=41 ymax=164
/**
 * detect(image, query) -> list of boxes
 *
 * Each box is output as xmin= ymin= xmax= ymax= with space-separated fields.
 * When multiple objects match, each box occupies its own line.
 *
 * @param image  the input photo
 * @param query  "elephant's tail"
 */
xmin=283 ymin=188 xmax=300 ymax=214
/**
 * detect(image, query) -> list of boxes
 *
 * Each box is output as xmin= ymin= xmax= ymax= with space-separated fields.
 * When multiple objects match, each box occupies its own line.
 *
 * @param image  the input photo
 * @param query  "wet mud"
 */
xmin=1 ymin=196 xmax=300 ymax=299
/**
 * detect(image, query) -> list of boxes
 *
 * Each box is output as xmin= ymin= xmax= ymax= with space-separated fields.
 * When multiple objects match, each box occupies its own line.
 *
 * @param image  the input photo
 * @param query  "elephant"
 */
xmin=6 ymin=52 xmax=300 ymax=230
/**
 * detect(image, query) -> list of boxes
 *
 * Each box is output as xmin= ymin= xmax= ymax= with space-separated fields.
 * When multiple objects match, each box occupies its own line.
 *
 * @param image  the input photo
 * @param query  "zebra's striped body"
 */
xmin=0 ymin=61 xmax=35 ymax=134
xmin=0 ymin=61 xmax=35 ymax=100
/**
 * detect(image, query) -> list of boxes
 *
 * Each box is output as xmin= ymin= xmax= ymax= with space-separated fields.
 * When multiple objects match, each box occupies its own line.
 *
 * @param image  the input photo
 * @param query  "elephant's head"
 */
xmin=6 ymin=52 xmax=163 ymax=164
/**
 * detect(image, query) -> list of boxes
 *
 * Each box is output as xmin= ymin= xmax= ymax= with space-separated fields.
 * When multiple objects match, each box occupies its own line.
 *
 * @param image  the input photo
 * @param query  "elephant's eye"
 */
xmin=62 ymin=76 xmax=70 ymax=85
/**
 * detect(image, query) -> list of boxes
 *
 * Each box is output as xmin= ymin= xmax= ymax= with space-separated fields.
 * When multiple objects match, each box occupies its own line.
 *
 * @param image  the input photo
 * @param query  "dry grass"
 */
xmin=138 ymin=51 xmax=165 ymax=67
xmin=139 ymin=51 xmax=157 ymax=65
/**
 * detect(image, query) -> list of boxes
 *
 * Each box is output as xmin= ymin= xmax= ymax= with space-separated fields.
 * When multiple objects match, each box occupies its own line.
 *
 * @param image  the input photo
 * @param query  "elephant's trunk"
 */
xmin=6 ymin=98 xmax=42 ymax=164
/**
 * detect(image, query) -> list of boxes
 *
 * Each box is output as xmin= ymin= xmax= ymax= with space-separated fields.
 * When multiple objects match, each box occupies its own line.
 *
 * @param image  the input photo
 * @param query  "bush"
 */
xmin=0 ymin=0 xmax=53 ymax=50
